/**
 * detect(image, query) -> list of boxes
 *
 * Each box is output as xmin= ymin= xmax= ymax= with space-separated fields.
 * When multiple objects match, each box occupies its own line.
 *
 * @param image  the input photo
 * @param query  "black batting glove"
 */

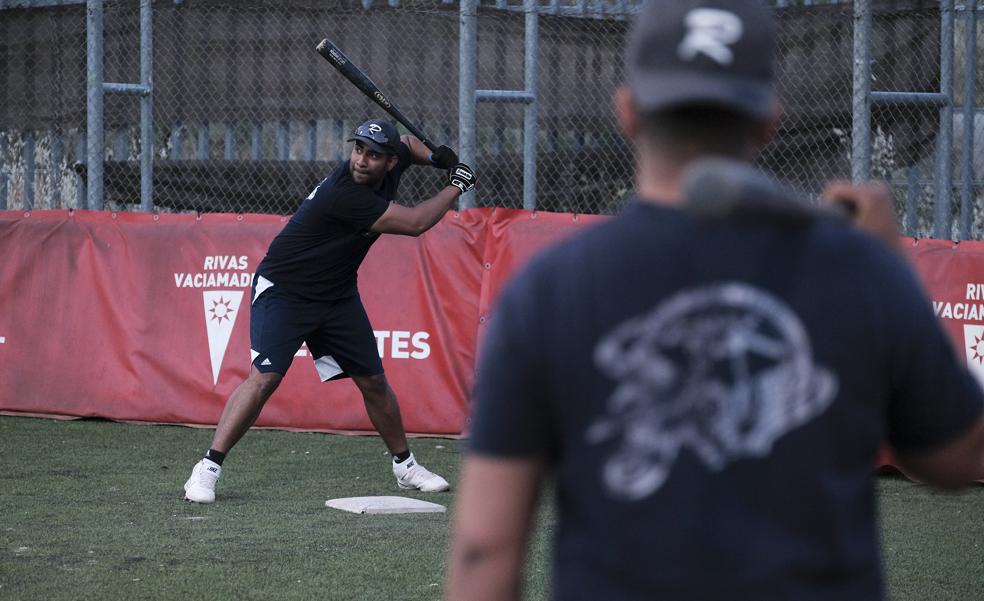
xmin=448 ymin=163 xmax=476 ymax=194
xmin=430 ymin=145 xmax=459 ymax=170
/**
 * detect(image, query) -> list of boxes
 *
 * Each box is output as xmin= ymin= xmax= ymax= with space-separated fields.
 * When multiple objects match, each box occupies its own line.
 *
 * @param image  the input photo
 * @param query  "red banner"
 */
xmin=903 ymin=237 xmax=984 ymax=394
xmin=0 ymin=209 xmax=597 ymax=435
xmin=2 ymin=210 xmax=984 ymax=442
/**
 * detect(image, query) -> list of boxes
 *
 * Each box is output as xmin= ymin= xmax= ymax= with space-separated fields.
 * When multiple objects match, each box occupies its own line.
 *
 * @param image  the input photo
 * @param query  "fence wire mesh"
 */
xmin=863 ymin=2 xmax=984 ymax=240
xmin=0 ymin=0 xmax=981 ymax=238
xmin=1 ymin=3 xmax=88 ymax=212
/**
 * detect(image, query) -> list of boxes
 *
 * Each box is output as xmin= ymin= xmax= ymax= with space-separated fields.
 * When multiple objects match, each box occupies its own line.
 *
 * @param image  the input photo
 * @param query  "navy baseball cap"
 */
xmin=348 ymin=118 xmax=401 ymax=155
xmin=626 ymin=0 xmax=777 ymax=118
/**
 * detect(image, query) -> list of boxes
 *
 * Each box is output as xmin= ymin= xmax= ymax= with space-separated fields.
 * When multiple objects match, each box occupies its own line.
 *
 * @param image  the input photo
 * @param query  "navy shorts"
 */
xmin=249 ymin=275 xmax=383 ymax=381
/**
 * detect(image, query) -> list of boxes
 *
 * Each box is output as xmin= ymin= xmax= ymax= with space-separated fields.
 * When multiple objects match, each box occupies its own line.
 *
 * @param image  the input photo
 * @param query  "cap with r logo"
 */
xmin=625 ymin=0 xmax=777 ymax=118
xmin=348 ymin=118 xmax=401 ymax=154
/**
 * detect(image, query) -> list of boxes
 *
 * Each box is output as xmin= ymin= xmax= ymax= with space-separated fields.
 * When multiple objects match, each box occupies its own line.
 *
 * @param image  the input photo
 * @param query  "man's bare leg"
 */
xmin=352 ymin=372 xmax=450 ymax=492
xmin=184 ymin=366 xmax=282 ymax=503
xmin=351 ymin=373 xmax=409 ymax=455
xmin=210 ymin=366 xmax=283 ymax=453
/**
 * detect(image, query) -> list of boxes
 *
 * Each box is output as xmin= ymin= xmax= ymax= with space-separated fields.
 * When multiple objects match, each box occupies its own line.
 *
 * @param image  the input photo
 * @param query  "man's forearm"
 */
xmin=445 ymin=455 xmax=545 ymax=601
xmin=402 ymin=134 xmax=434 ymax=165
xmin=445 ymin=540 xmax=524 ymax=601
xmin=411 ymin=187 xmax=461 ymax=234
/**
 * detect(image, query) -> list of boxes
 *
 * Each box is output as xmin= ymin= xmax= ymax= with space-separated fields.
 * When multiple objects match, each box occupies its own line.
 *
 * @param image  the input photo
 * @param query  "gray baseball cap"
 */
xmin=625 ymin=0 xmax=777 ymax=118
xmin=348 ymin=118 xmax=401 ymax=155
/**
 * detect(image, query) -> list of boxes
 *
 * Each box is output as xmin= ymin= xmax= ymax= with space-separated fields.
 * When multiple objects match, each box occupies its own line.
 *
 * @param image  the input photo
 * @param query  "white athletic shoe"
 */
xmin=184 ymin=458 xmax=222 ymax=504
xmin=393 ymin=453 xmax=450 ymax=492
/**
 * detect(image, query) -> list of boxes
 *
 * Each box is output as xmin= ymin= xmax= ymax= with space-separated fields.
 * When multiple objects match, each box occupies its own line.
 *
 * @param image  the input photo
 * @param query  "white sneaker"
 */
xmin=184 ymin=458 xmax=221 ymax=503
xmin=393 ymin=453 xmax=450 ymax=492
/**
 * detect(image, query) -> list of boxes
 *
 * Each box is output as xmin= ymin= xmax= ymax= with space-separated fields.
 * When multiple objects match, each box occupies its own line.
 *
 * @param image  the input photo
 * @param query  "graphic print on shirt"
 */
xmin=587 ymin=282 xmax=838 ymax=501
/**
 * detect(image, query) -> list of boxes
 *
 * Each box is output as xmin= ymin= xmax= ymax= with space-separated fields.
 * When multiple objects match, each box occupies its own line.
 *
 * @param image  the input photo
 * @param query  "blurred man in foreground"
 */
xmin=446 ymin=1 xmax=984 ymax=599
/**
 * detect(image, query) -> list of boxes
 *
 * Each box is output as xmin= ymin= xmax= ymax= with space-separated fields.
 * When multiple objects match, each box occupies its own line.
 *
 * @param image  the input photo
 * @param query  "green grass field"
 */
xmin=1 ymin=416 xmax=982 ymax=600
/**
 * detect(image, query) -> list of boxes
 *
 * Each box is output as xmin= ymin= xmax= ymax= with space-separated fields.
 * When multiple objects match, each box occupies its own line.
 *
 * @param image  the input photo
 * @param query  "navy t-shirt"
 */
xmin=256 ymin=142 xmax=412 ymax=300
xmin=470 ymin=199 xmax=984 ymax=601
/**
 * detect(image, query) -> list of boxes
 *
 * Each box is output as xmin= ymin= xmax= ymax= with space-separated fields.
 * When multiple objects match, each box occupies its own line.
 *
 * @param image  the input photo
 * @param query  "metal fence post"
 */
xmin=51 ymin=129 xmax=64 ymax=208
xmin=75 ymin=132 xmax=86 ymax=209
xmin=0 ymin=136 xmax=7 ymax=211
xmin=906 ymin=165 xmax=921 ymax=235
xmin=86 ymin=0 xmax=105 ymax=210
xmin=469 ymin=2 xmax=538 ymax=210
xmin=933 ymin=0 xmax=955 ymax=239
xmin=140 ymin=0 xmax=153 ymax=212
xmin=958 ymin=1 xmax=977 ymax=240
xmin=522 ymin=0 xmax=538 ymax=211
xmin=459 ymin=0 xmax=478 ymax=210
xmin=851 ymin=0 xmax=872 ymax=183
xmin=23 ymin=130 xmax=35 ymax=211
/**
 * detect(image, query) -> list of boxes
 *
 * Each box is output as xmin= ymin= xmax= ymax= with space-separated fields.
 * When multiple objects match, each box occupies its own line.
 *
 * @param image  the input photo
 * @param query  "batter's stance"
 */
xmin=184 ymin=118 xmax=475 ymax=503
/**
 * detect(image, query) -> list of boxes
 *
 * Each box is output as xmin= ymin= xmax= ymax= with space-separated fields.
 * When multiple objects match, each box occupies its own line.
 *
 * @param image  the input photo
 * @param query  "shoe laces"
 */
xmin=401 ymin=462 xmax=432 ymax=483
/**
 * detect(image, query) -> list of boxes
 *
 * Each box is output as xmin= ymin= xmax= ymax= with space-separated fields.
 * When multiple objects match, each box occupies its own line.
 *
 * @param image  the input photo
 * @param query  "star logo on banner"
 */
xmin=208 ymin=297 xmax=235 ymax=324
xmin=968 ymin=334 xmax=984 ymax=364
xmin=202 ymin=291 xmax=244 ymax=386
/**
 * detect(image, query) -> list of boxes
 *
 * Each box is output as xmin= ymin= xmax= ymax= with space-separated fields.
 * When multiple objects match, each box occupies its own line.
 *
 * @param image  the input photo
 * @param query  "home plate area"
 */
xmin=325 ymin=496 xmax=446 ymax=515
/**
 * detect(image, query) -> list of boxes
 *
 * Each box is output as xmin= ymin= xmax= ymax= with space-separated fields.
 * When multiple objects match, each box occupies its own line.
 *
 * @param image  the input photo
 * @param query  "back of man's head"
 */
xmin=624 ymin=0 xmax=778 ymax=154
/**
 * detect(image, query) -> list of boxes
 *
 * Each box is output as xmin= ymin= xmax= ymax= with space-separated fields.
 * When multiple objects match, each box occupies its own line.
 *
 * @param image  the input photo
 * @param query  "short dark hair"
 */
xmin=637 ymin=105 xmax=761 ymax=158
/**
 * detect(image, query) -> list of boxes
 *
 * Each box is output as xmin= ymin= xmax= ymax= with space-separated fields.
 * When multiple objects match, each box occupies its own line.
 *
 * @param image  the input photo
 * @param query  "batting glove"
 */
xmin=448 ymin=163 xmax=476 ymax=194
xmin=429 ymin=145 xmax=459 ymax=170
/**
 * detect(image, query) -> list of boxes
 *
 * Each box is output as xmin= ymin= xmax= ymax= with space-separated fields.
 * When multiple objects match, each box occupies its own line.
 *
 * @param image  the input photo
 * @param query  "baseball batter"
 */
xmin=183 ymin=118 xmax=475 ymax=503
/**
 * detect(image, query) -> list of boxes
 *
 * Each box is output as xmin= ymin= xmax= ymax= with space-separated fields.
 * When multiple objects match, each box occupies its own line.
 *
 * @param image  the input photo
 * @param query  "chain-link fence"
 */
xmin=1 ymin=0 xmax=982 ymax=238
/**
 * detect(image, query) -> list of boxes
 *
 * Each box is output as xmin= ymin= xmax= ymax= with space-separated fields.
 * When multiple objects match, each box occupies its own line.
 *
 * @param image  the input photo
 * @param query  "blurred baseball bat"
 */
xmin=682 ymin=158 xmax=854 ymax=226
xmin=315 ymin=38 xmax=438 ymax=153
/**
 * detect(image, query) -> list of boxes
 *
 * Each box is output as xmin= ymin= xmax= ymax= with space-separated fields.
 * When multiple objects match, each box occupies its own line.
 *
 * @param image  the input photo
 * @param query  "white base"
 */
xmin=325 ymin=496 xmax=446 ymax=515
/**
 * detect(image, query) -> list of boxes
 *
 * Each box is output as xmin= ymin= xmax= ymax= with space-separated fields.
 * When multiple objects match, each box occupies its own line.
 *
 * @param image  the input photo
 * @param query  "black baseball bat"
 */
xmin=682 ymin=158 xmax=853 ymax=226
xmin=315 ymin=38 xmax=438 ymax=153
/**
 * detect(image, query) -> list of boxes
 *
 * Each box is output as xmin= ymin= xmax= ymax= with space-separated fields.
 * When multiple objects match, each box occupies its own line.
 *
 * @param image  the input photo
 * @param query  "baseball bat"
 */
xmin=682 ymin=158 xmax=853 ymax=226
xmin=315 ymin=38 xmax=438 ymax=153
